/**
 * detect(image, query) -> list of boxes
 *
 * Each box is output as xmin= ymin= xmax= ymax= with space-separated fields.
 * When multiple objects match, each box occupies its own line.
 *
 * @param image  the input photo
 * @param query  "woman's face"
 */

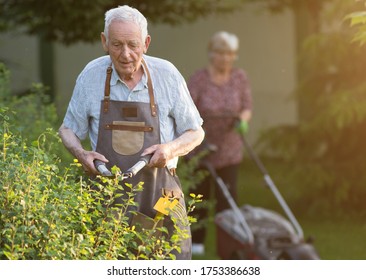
xmin=101 ymin=20 xmax=150 ymax=79
xmin=210 ymin=49 xmax=237 ymax=73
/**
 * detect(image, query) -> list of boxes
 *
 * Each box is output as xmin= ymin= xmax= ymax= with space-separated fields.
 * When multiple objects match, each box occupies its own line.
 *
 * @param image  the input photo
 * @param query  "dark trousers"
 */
xmin=191 ymin=163 xmax=239 ymax=244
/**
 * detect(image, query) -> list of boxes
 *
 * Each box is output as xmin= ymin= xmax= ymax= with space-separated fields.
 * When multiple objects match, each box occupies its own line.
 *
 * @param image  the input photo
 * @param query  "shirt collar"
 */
xmin=110 ymin=62 xmax=148 ymax=91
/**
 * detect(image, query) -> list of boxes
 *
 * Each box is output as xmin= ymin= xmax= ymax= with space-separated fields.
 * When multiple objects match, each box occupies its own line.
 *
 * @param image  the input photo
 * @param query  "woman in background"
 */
xmin=188 ymin=31 xmax=253 ymax=255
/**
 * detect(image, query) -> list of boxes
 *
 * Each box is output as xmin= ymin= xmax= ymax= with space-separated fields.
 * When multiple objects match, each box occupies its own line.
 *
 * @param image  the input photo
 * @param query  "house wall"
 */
xmin=0 ymin=32 xmax=40 ymax=95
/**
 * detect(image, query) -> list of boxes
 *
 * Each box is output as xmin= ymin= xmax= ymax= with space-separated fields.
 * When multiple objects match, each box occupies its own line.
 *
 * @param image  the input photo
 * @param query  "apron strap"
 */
xmin=103 ymin=66 xmax=113 ymax=113
xmin=141 ymin=59 xmax=157 ymax=117
xmin=103 ymin=59 xmax=157 ymax=117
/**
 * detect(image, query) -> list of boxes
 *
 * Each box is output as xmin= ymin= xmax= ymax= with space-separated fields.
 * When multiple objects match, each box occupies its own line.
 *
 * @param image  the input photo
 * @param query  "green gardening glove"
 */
xmin=235 ymin=120 xmax=249 ymax=136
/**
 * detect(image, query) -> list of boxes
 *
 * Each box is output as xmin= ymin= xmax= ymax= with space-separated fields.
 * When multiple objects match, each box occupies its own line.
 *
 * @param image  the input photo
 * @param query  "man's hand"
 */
xmin=58 ymin=124 xmax=108 ymax=175
xmin=141 ymin=143 xmax=173 ymax=168
xmin=76 ymin=150 xmax=109 ymax=175
xmin=141 ymin=127 xmax=204 ymax=168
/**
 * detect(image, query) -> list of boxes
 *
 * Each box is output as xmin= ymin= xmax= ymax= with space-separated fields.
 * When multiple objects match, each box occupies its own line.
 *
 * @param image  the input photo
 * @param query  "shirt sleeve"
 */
xmin=172 ymin=76 xmax=203 ymax=135
xmin=170 ymin=71 xmax=203 ymax=136
xmin=62 ymin=76 xmax=90 ymax=140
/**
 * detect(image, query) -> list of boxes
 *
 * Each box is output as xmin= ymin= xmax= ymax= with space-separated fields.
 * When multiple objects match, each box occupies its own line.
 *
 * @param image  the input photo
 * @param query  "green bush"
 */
xmin=0 ymin=108 xmax=201 ymax=259
xmin=0 ymin=62 xmax=73 ymax=166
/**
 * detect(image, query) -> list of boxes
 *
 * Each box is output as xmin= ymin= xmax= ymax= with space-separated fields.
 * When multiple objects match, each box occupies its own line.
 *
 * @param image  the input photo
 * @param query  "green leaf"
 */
xmin=345 ymin=11 xmax=366 ymax=26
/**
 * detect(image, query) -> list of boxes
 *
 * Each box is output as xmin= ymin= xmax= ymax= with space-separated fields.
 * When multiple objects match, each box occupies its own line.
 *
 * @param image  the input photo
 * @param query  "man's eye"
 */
xmin=129 ymin=42 xmax=139 ymax=48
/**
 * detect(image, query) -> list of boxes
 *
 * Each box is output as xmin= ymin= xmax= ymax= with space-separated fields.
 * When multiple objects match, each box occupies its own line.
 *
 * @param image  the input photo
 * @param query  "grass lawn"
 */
xmin=192 ymin=215 xmax=366 ymax=260
xmin=300 ymin=218 xmax=366 ymax=259
xmin=192 ymin=158 xmax=366 ymax=260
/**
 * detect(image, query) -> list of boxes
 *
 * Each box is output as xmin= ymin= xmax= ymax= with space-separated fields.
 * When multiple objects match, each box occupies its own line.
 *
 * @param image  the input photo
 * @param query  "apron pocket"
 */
xmin=111 ymin=121 xmax=145 ymax=155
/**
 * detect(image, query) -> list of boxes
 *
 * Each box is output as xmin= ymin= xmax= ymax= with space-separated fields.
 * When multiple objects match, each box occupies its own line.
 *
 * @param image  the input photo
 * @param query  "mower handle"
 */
xmin=239 ymin=134 xmax=304 ymax=239
xmin=200 ymin=137 xmax=305 ymax=240
xmin=202 ymin=160 xmax=254 ymax=244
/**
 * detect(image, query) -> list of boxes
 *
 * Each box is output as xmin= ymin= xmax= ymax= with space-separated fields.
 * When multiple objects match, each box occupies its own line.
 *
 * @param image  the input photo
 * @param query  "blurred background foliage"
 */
xmin=251 ymin=0 xmax=366 ymax=216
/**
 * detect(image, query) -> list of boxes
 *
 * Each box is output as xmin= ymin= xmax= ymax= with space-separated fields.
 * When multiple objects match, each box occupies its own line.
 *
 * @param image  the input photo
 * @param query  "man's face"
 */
xmin=101 ymin=20 xmax=150 ymax=80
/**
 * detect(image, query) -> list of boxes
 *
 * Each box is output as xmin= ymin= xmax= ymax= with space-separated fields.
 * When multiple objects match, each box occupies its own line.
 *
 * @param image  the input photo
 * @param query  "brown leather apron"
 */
xmin=95 ymin=59 xmax=191 ymax=259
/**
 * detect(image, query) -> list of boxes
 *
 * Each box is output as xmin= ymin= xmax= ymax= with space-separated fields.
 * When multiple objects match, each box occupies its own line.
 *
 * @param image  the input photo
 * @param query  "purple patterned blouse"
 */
xmin=188 ymin=68 xmax=252 ymax=169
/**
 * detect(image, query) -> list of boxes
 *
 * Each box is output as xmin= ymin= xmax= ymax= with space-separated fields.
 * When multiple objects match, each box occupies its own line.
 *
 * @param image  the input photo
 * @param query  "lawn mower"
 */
xmin=202 ymin=136 xmax=320 ymax=260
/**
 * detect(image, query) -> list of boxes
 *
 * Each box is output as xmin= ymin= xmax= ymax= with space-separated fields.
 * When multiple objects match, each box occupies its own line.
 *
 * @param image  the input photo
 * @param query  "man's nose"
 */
xmin=119 ymin=45 xmax=130 ymax=57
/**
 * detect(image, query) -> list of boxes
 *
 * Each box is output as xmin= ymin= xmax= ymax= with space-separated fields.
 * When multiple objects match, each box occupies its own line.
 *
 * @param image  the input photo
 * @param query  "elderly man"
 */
xmin=58 ymin=5 xmax=204 ymax=259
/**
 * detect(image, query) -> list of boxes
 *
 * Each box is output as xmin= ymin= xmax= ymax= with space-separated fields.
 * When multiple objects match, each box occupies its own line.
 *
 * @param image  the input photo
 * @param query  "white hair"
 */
xmin=104 ymin=5 xmax=148 ymax=42
xmin=208 ymin=31 xmax=239 ymax=52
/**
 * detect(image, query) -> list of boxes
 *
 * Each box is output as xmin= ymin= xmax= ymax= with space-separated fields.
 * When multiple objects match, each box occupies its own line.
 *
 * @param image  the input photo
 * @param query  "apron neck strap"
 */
xmin=141 ymin=58 xmax=157 ymax=117
xmin=103 ymin=66 xmax=113 ymax=113
xmin=103 ymin=59 xmax=157 ymax=117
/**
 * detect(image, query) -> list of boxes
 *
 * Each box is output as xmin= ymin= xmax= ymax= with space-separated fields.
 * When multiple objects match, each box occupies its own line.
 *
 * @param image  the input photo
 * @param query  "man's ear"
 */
xmin=101 ymin=32 xmax=108 ymax=53
xmin=144 ymin=35 xmax=151 ymax=53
